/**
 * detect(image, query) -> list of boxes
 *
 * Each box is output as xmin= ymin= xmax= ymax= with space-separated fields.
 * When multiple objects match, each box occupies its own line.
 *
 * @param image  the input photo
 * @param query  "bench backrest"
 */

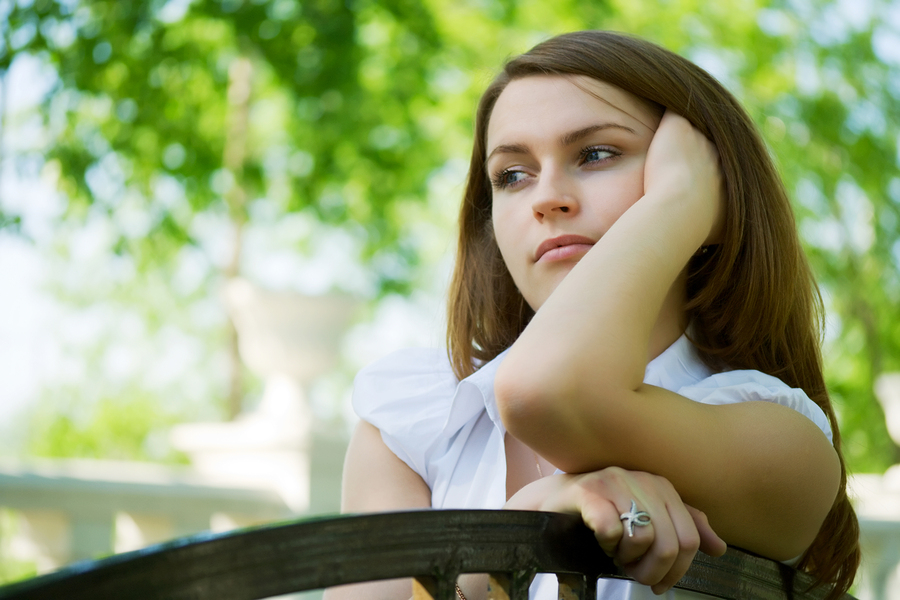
xmin=0 ymin=510 xmax=853 ymax=600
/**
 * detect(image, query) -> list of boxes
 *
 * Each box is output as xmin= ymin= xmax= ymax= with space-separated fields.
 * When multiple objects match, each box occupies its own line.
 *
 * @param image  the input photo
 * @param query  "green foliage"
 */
xmin=741 ymin=4 xmax=900 ymax=473
xmin=26 ymin=391 xmax=190 ymax=463
xmin=2 ymin=0 xmax=457 ymax=288
xmin=1 ymin=0 xmax=898 ymax=471
xmin=0 ymin=557 xmax=37 ymax=587
xmin=0 ymin=509 xmax=39 ymax=585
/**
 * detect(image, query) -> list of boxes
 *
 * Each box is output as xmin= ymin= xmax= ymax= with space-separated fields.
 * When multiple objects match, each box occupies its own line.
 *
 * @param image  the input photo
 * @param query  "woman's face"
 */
xmin=487 ymin=75 xmax=662 ymax=310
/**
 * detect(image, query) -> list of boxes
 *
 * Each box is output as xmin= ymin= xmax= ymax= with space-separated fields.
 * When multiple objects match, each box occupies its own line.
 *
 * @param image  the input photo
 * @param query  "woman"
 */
xmin=327 ymin=31 xmax=859 ymax=599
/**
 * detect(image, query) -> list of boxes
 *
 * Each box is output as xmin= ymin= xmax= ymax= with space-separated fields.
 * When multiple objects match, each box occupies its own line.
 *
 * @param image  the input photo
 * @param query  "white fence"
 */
xmin=0 ymin=432 xmax=346 ymax=577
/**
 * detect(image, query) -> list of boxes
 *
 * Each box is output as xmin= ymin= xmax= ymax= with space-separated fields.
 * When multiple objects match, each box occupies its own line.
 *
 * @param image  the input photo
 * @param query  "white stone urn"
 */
xmin=170 ymin=278 xmax=358 ymax=513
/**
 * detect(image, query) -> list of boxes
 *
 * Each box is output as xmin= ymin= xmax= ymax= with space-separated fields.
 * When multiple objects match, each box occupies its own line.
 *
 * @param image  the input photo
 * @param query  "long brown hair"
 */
xmin=446 ymin=30 xmax=859 ymax=598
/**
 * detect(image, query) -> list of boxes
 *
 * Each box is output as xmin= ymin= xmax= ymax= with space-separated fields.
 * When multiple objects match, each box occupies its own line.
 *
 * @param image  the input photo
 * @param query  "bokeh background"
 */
xmin=1 ymin=0 xmax=900 ymax=595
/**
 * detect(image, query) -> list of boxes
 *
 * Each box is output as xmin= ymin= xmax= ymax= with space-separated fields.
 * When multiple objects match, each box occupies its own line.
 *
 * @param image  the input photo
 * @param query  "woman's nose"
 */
xmin=531 ymin=172 xmax=579 ymax=219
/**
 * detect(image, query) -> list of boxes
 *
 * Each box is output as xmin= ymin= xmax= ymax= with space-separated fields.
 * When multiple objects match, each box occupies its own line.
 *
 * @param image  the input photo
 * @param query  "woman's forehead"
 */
xmin=485 ymin=75 xmax=662 ymax=155
xmin=567 ymin=76 xmax=662 ymax=130
xmin=486 ymin=75 xmax=660 ymax=149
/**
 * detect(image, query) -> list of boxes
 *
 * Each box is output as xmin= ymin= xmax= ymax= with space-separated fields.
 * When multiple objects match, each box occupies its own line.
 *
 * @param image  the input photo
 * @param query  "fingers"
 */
xmin=538 ymin=474 xmax=626 ymax=557
xmin=576 ymin=469 xmax=709 ymax=593
xmin=579 ymin=494 xmax=628 ymax=557
xmin=626 ymin=497 xmax=701 ymax=594
xmin=537 ymin=471 xmax=647 ymax=559
xmin=532 ymin=468 xmax=724 ymax=594
xmin=687 ymin=505 xmax=727 ymax=557
xmin=558 ymin=469 xmax=660 ymax=568
xmin=632 ymin=504 xmax=728 ymax=594
xmin=614 ymin=500 xmax=655 ymax=566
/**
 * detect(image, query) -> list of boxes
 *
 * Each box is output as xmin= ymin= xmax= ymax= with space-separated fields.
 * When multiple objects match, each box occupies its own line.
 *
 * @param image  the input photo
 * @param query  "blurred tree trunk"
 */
xmin=223 ymin=56 xmax=252 ymax=420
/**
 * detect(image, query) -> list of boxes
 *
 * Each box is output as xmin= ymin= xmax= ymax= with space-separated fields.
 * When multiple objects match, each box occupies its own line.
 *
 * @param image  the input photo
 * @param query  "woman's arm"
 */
xmin=322 ymin=420 xmax=432 ymax=600
xmin=494 ymin=112 xmax=840 ymax=560
xmin=339 ymin=420 xmax=432 ymax=513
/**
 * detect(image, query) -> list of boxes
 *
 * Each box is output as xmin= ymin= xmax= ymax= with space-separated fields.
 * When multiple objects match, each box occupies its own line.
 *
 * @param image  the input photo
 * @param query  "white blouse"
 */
xmin=352 ymin=334 xmax=832 ymax=599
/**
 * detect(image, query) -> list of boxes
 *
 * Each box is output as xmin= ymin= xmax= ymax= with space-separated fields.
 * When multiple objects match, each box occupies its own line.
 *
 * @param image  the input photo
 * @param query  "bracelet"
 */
xmin=455 ymin=583 xmax=467 ymax=600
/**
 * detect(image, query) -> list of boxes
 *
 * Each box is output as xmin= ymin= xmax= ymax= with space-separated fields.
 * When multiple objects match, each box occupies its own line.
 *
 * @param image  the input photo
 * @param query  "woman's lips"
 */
xmin=534 ymin=235 xmax=596 ymax=262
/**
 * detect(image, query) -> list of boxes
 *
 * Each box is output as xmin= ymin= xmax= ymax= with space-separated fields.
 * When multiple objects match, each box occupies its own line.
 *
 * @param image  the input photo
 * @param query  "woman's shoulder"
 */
xmin=352 ymin=347 xmax=460 ymax=419
xmin=351 ymin=348 xmax=464 ymax=479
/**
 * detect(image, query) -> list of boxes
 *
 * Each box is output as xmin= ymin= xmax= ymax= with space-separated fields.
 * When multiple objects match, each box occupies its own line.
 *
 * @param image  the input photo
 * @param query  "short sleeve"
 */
xmin=351 ymin=348 xmax=459 ymax=481
xmin=676 ymin=370 xmax=833 ymax=444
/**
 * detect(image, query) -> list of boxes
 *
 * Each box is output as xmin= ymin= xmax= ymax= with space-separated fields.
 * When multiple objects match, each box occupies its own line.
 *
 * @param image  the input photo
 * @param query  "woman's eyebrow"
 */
xmin=485 ymin=142 xmax=529 ymax=166
xmin=486 ymin=122 xmax=637 ymax=166
xmin=561 ymin=123 xmax=636 ymax=146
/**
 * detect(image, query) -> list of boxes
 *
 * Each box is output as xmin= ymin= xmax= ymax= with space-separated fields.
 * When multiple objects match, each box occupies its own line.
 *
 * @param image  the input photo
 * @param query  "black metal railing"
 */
xmin=0 ymin=510 xmax=853 ymax=600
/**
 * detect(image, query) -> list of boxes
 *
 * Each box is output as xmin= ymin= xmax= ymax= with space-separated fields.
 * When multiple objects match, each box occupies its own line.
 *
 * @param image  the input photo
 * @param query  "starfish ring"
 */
xmin=619 ymin=500 xmax=652 ymax=537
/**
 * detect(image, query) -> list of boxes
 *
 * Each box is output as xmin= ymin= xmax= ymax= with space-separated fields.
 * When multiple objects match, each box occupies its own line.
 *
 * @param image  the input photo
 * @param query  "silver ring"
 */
xmin=619 ymin=500 xmax=651 ymax=537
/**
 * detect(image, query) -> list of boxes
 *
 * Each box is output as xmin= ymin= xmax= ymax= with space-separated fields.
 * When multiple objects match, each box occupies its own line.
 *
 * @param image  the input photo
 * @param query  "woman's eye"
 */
xmin=492 ymin=169 xmax=529 ymax=190
xmin=580 ymin=146 xmax=620 ymax=165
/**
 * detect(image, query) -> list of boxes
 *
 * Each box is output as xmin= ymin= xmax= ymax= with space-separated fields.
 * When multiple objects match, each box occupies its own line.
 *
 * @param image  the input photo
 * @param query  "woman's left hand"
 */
xmin=505 ymin=466 xmax=727 ymax=594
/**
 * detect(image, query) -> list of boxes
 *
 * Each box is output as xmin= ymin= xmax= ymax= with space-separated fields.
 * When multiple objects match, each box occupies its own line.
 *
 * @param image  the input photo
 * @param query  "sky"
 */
xmin=0 ymin=53 xmax=63 ymax=438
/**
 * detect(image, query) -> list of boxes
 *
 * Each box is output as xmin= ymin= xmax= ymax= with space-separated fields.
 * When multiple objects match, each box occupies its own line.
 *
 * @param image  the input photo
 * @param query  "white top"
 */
xmin=353 ymin=334 xmax=832 ymax=599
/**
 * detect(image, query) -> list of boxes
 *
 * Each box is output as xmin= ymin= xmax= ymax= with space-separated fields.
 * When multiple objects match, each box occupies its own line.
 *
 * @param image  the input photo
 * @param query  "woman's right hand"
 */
xmin=505 ymin=466 xmax=726 ymax=594
xmin=642 ymin=110 xmax=725 ymax=248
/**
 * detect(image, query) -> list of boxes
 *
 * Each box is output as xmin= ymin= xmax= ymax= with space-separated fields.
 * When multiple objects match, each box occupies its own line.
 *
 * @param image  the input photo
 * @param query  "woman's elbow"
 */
xmin=494 ymin=358 xmax=568 ymax=436
xmin=784 ymin=431 xmax=843 ymax=551
xmin=495 ymin=360 xmax=541 ymax=431
xmin=494 ymin=360 xmax=596 ymax=470
xmin=796 ymin=443 xmax=842 ymax=550
xmin=741 ymin=437 xmax=842 ymax=560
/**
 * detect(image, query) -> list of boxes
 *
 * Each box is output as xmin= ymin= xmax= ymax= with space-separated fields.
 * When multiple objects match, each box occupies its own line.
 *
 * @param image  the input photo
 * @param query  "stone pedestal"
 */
xmin=9 ymin=510 xmax=69 ymax=572
xmin=170 ymin=279 xmax=357 ymax=514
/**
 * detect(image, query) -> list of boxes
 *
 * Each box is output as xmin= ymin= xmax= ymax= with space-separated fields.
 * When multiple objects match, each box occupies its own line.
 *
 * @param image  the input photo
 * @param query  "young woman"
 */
xmin=326 ymin=31 xmax=860 ymax=599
